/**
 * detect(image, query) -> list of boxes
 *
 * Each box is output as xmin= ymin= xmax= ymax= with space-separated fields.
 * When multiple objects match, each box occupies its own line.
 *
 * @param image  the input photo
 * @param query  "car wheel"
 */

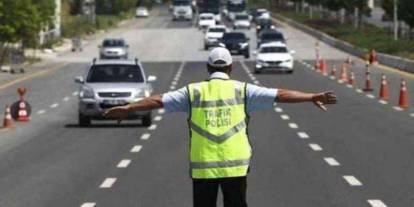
xmin=79 ymin=113 xmax=91 ymax=126
xmin=142 ymin=112 xmax=152 ymax=127
xmin=254 ymin=69 xmax=262 ymax=74
xmin=287 ymin=70 xmax=294 ymax=74
xmin=244 ymin=51 xmax=250 ymax=59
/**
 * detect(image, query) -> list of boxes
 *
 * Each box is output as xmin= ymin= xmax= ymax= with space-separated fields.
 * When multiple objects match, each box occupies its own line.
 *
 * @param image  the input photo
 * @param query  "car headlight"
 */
xmin=80 ymin=86 xmax=94 ymax=99
xmin=239 ymin=42 xmax=248 ymax=48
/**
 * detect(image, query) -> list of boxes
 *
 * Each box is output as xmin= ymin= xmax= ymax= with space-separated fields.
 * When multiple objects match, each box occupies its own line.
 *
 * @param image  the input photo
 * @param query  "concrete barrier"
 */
xmin=273 ymin=13 xmax=414 ymax=74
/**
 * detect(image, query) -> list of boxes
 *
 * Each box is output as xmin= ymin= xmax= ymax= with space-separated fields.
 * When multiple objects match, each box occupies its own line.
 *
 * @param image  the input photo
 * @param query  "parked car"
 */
xmin=198 ymin=13 xmax=216 ymax=30
xmin=136 ymin=7 xmax=149 ymax=17
xmin=99 ymin=38 xmax=129 ymax=59
xmin=204 ymin=25 xmax=227 ymax=50
xmin=255 ymin=42 xmax=295 ymax=74
xmin=219 ymin=32 xmax=250 ymax=59
xmin=75 ymin=58 xmax=157 ymax=126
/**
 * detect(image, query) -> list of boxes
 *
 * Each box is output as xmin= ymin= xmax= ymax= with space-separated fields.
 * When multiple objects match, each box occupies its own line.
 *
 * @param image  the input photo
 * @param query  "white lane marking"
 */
xmin=63 ymin=96 xmax=70 ymax=102
xmin=37 ymin=110 xmax=46 ymax=115
xmin=174 ymin=76 xmax=179 ymax=81
xmin=80 ymin=203 xmax=96 ymax=207
xmin=329 ymin=76 xmax=335 ymax=80
xmin=280 ymin=114 xmax=290 ymax=120
xmin=158 ymin=109 xmax=165 ymax=114
xmin=154 ymin=116 xmax=162 ymax=121
xmin=274 ymin=107 xmax=283 ymax=113
xmin=366 ymin=94 xmax=376 ymax=99
xmin=130 ymin=145 xmax=142 ymax=153
xmin=171 ymin=81 xmax=177 ymax=86
xmin=50 ymin=103 xmax=59 ymax=108
xmin=309 ymin=143 xmax=323 ymax=151
xmin=378 ymin=100 xmax=388 ymax=105
xmin=343 ymin=175 xmax=363 ymax=186
xmin=367 ymin=200 xmax=388 ymax=207
xmin=324 ymin=157 xmax=341 ymax=166
xmin=337 ymin=80 xmax=344 ymax=84
xmin=251 ymin=76 xmax=257 ymax=81
xmin=148 ymin=124 xmax=157 ymax=130
xmin=170 ymin=86 xmax=176 ymax=90
xmin=253 ymin=80 xmax=260 ymax=85
xmin=100 ymin=178 xmax=117 ymax=188
xmin=393 ymin=106 xmax=403 ymax=111
xmin=72 ymin=91 xmax=79 ymax=96
xmin=410 ymin=113 xmax=414 ymax=117
xmin=297 ymin=132 xmax=309 ymax=139
xmin=117 ymin=159 xmax=131 ymax=168
xmin=346 ymin=84 xmax=353 ymax=88
xmin=356 ymin=89 xmax=363 ymax=93
xmin=141 ymin=133 xmax=151 ymax=140
xmin=288 ymin=123 xmax=299 ymax=129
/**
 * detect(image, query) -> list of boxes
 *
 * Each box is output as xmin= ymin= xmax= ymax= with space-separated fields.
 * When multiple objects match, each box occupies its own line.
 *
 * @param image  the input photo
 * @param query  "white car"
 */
xmin=136 ymin=7 xmax=149 ymax=18
xmin=233 ymin=14 xmax=251 ymax=29
xmin=198 ymin=13 xmax=216 ymax=30
xmin=256 ymin=9 xmax=270 ymax=20
xmin=204 ymin=25 xmax=227 ymax=50
xmin=255 ymin=42 xmax=295 ymax=74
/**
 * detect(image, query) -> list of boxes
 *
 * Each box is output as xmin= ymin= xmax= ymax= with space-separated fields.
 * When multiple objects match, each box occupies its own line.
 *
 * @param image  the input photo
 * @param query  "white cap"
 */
xmin=208 ymin=47 xmax=233 ymax=67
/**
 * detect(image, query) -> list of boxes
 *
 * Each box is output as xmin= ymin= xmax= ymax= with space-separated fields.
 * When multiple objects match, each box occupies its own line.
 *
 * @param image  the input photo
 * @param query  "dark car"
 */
xmin=256 ymin=18 xmax=275 ymax=35
xmin=257 ymin=30 xmax=285 ymax=48
xmin=219 ymin=32 xmax=250 ymax=59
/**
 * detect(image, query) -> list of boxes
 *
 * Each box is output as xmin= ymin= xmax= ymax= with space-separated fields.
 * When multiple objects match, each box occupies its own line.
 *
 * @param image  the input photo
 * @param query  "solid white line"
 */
xmin=141 ymin=133 xmax=151 ymax=140
xmin=309 ymin=143 xmax=323 ymax=151
xmin=297 ymin=132 xmax=309 ymax=139
xmin=158 ymin=109 xmax=165 ymax=114
xmin=50 ymin=103 xmax=59 ymax=108
xmin=367 ymin=200 xmax=388 ymax=207
xmin=393 ymin=106 xmax=403 ymax=111
xmin=63 ymin=96 xmax=70 ymax=102
xmin=288 ymin=123 xmax=299 ymax=129
xmin=343 ymin=175 xmax=363 ymax=186
xmin=72 ymin=91 xmax=79 ymax=96
xmin=100 ymin=178 xmax=117 ymax=188
xmin=37 ymin=110 xmax=46 ymax=115
xmin=130 ymin=145 xmax=142 ymax=153
xmin=366 ymin=94 xmax=376 ymax=99
xmin=356 ymin=89 xmax=363 ymax=93
xmin=80 ymin=203 xmax=96 ymax=207
xmin=324 ymin=157 xmax=341 ymax=166
xmin=378 ymin=100 xmax=388 ymax=105
xmin=274 ymin=107 xmax=283 ymax=113
xmin=148 ymin=124 xmax=157 ymax=130
xmin=154 ymin=116 xmax=162 ymax=121
xmin=280 ymin=114 xmax=290 ymax=120
xmin=117 ymin=159 xmax=131 ymax=168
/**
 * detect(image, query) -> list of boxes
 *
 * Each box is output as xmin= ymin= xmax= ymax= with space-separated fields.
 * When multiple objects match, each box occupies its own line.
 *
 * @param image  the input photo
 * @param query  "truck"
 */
xmin=171 ymin=0 xmax=193 ymax=21
xmin=196 ymin=0 xmax=221 ymax=23
xmin=225 ymin=0 xmax=247 ymax=21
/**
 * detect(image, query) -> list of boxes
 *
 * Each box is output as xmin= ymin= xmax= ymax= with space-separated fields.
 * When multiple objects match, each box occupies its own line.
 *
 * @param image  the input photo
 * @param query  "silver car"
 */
xmin=75 ymin=58 xmax=157 ymax=126
xmin=99 ymin=38 xmax=129 ymax=59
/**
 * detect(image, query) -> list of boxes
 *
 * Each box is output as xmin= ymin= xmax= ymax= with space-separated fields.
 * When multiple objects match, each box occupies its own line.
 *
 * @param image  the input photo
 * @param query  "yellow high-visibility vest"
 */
xmin=188 ymin=79 xmax=251 ymax=179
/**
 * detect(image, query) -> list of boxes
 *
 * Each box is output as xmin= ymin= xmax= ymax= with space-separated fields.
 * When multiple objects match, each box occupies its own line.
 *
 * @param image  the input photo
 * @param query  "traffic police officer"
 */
xmin=104 ymin=47 xmax=337 ymax=207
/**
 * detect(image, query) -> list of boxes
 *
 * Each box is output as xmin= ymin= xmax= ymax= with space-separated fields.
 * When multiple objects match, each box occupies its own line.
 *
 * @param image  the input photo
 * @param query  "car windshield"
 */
xmin=262 ymin=33 xmax=284 ymax=40
xmin=200 ymin=16 xmax=213 ymax=20
xmin=103 ymin=39 xmax=125 ymax=47
xmin=260 ymin=47 xmax=288 ymax=53
xmin=223 ymin=33 xmax=245 ymax=40
xmin=236 ymin=15 xmax=249 ymax=20
xmin=87 ymin=65 xmax=144 ymax=83
xmin=209 ymin=28 xmax=226 ymax=33
xmin=172 ymin=0 xmax=190 ymax=6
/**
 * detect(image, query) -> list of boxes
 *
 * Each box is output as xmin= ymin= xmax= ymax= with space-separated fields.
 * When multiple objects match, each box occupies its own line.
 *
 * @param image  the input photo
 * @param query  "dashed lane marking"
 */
xmin=356 ymin=89 xmax=363 ymax=93
xmin=171 ymin=81 xmax=177 ymax=86
xmin=50 ymin=103 xmax=59 ymax=108
xmin=141 ymin=133 xmax=151 ymax=140
xmin=154 ymin=116 xmax=162 ymax=121
xmin=37 ymin=110 xmax=46 ymax=115
xmin=343 ymin=175 xmax=363 ymax=186
xmin=346 ymin=84 xmax=353 ymax=88
xmin=280 ymin=114 xmax=290 ymax=120
xmin=80 ymin=203 xmax=96 ymax=207
xmin=72 ymin=91 xmax=79 ymax=96
xmin=366 ymin=94 xmax=376 ymax=99
xmin=253 ymin=80 xmax=260 ymax=85
xmin=117 ymin=159 xmax=131 ymax=168
xmin=158 ymin=109 xmax=165 ymax=114
xmin=130 ymin=145 xmax=142 ymax=153
xmin=410 ymin=113 xmax=414 ymax=117
xmin=148 ymin=124 xmax=157 ymax=130
xmin=288 ymin=123 xmax=299 ymax=129
xmin=309 ymin=143 xmax=323 ymax=151
xmin=393 ymin=106 xmax=403 ymax=111
xmin=63 ymin=96 xmax=70 ymax=102
xmin=297 ymin=132 xmax=309 ymax=139
xmin=367 ymin=200 xmax=388 ymax=207
xmin=99 ymin=178 xmax=117 ymax=188
xmin=274 ymin=107 xmax=283 ymax=113
xmin=324 ymin=157 xmax=341 ymax=166
xmin=378 ymin=100 xmax=388 ymax=105
xmin=170 ymin=86 xmax=176 ymax=90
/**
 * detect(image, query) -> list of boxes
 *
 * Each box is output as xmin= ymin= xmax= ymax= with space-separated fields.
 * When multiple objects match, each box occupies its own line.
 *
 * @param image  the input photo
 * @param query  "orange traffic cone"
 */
xmin=345 ymin=56 xmax=353 ymax=65
xmin=321 ymin=59 xmax=328 ymax=76
xmin=330 ymin=65 xmax=337 ymax=79
xmin=314 ymin=60 xmax=320 ymax=71
xmin=3 ymin=105 xmax=13 ymax=128
xmin=340 ymin=65 xmax=348 ymax=83
xmin=398 ymin=79 xmax=409 ymax=109
xmin=369 ymin=49 xmax=378 ymax=65
xmin=363 ymin=71 xmax=374 ymax=91
xmin=17 ymin=101 xmax=30 ymax=122
xmin=348 ymin=71 xmax=355 ymax=86
xmin=379 ymin=74 xmax=389 ymax=101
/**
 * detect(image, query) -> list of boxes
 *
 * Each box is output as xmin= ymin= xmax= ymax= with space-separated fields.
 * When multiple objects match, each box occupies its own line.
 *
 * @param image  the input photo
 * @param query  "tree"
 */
xmin=399 ymin=0 xmax=414 ymax=38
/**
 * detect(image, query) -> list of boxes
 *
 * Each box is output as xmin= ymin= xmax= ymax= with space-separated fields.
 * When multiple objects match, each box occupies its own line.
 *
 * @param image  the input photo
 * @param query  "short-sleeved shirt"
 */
xmin=162 ymin=72 xmax=278 ymax=114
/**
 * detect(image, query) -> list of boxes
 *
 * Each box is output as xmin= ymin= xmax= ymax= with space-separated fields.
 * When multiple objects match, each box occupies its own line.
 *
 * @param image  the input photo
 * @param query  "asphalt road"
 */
xmin=0 ymin=6 xmax=413 ymax=207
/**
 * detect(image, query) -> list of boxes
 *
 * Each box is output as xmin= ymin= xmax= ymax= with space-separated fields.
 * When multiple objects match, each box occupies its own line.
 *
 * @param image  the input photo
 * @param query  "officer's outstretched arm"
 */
xmin=103 ymin=94 xmax=163 ymax=119
xmin=277 ymin=89 xmax=337 ymax=111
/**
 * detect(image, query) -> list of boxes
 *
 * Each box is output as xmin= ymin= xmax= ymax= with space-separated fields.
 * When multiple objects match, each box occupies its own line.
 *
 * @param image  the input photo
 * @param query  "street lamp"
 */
xmin=393 ymin=0 xmax=398 ymax=41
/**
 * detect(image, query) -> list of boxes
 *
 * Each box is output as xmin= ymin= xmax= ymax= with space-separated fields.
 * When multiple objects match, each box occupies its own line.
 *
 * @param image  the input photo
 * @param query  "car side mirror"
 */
xmin=75 ymin=76 xmax=84 ymax=84
xmin=290 ymin=50 xmax=296 ymax=54
xmin=147 ymin=75 xmax=157 ymax=82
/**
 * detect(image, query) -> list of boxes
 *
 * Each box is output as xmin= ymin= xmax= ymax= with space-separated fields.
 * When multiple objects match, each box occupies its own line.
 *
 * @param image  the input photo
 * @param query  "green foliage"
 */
xmin=96 ymin=0 xmax=139 ymax=15
xmin=399 ymin=0 xmax=414 ymax=28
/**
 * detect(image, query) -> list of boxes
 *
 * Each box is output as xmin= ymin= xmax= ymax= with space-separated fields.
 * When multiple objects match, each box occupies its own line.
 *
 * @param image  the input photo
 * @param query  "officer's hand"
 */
xmin=103 ymin=106 xmax=129 ymax=119
xmin=312 ymin=91 xmax=337 ymax=111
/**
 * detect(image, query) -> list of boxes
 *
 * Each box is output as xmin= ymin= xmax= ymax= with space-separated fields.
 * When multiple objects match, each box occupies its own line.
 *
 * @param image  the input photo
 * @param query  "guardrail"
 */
xmin=272 ymin=13 xmax=414 ymax=74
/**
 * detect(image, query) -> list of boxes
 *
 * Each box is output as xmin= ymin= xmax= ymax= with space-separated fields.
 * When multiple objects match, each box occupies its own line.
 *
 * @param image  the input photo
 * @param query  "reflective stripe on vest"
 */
xmin=191 ymin=158 xmax=250 ymax=169
xmin=189 ymin=120 xmax=246 ymax=144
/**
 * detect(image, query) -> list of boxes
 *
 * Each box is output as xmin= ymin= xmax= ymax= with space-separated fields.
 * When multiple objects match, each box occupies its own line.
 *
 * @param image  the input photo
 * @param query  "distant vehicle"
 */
xmin=204 ymin=25 xmax=227 ymax=50
xmin=136 ymin=7 xmax=149 ymax=18
xmin=198 ymin=13 xmax=216 ymax=30
xmin=75 ymin=58 xmax=157 ymax=126
xmin=255 ymin=8 xmax=270 ymax=22
xmin=255 ymin=42 xmax=295 ymax=74
xmin=257 ymin=30 xmax=286 ymax=48
xmin=219 ymin=32 xmax=250 ymax=59
xmin=99 ymin=38 xmax=129 ymax=59
xmin=256 ymin=18 xmax=275 ymax=35
xmin=197 ymin=0 xmax=221 ymax=23
xmin=233 ymin=13 xmax=251 ymax=29
xmin=172 ymin=0 xmax=193 ymax=21
xmin=226 ymin=0 xmax=247 ymax=21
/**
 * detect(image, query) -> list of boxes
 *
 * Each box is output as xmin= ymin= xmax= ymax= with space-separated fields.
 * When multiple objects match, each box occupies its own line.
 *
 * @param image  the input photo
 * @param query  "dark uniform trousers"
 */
xmin=192 ymin=176 xmax=248 ymax=207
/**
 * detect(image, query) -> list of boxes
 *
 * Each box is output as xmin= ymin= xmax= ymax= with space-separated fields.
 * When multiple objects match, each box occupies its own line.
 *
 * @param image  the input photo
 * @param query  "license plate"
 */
xmin=102 ymin=99 xmax=127 ymax=105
